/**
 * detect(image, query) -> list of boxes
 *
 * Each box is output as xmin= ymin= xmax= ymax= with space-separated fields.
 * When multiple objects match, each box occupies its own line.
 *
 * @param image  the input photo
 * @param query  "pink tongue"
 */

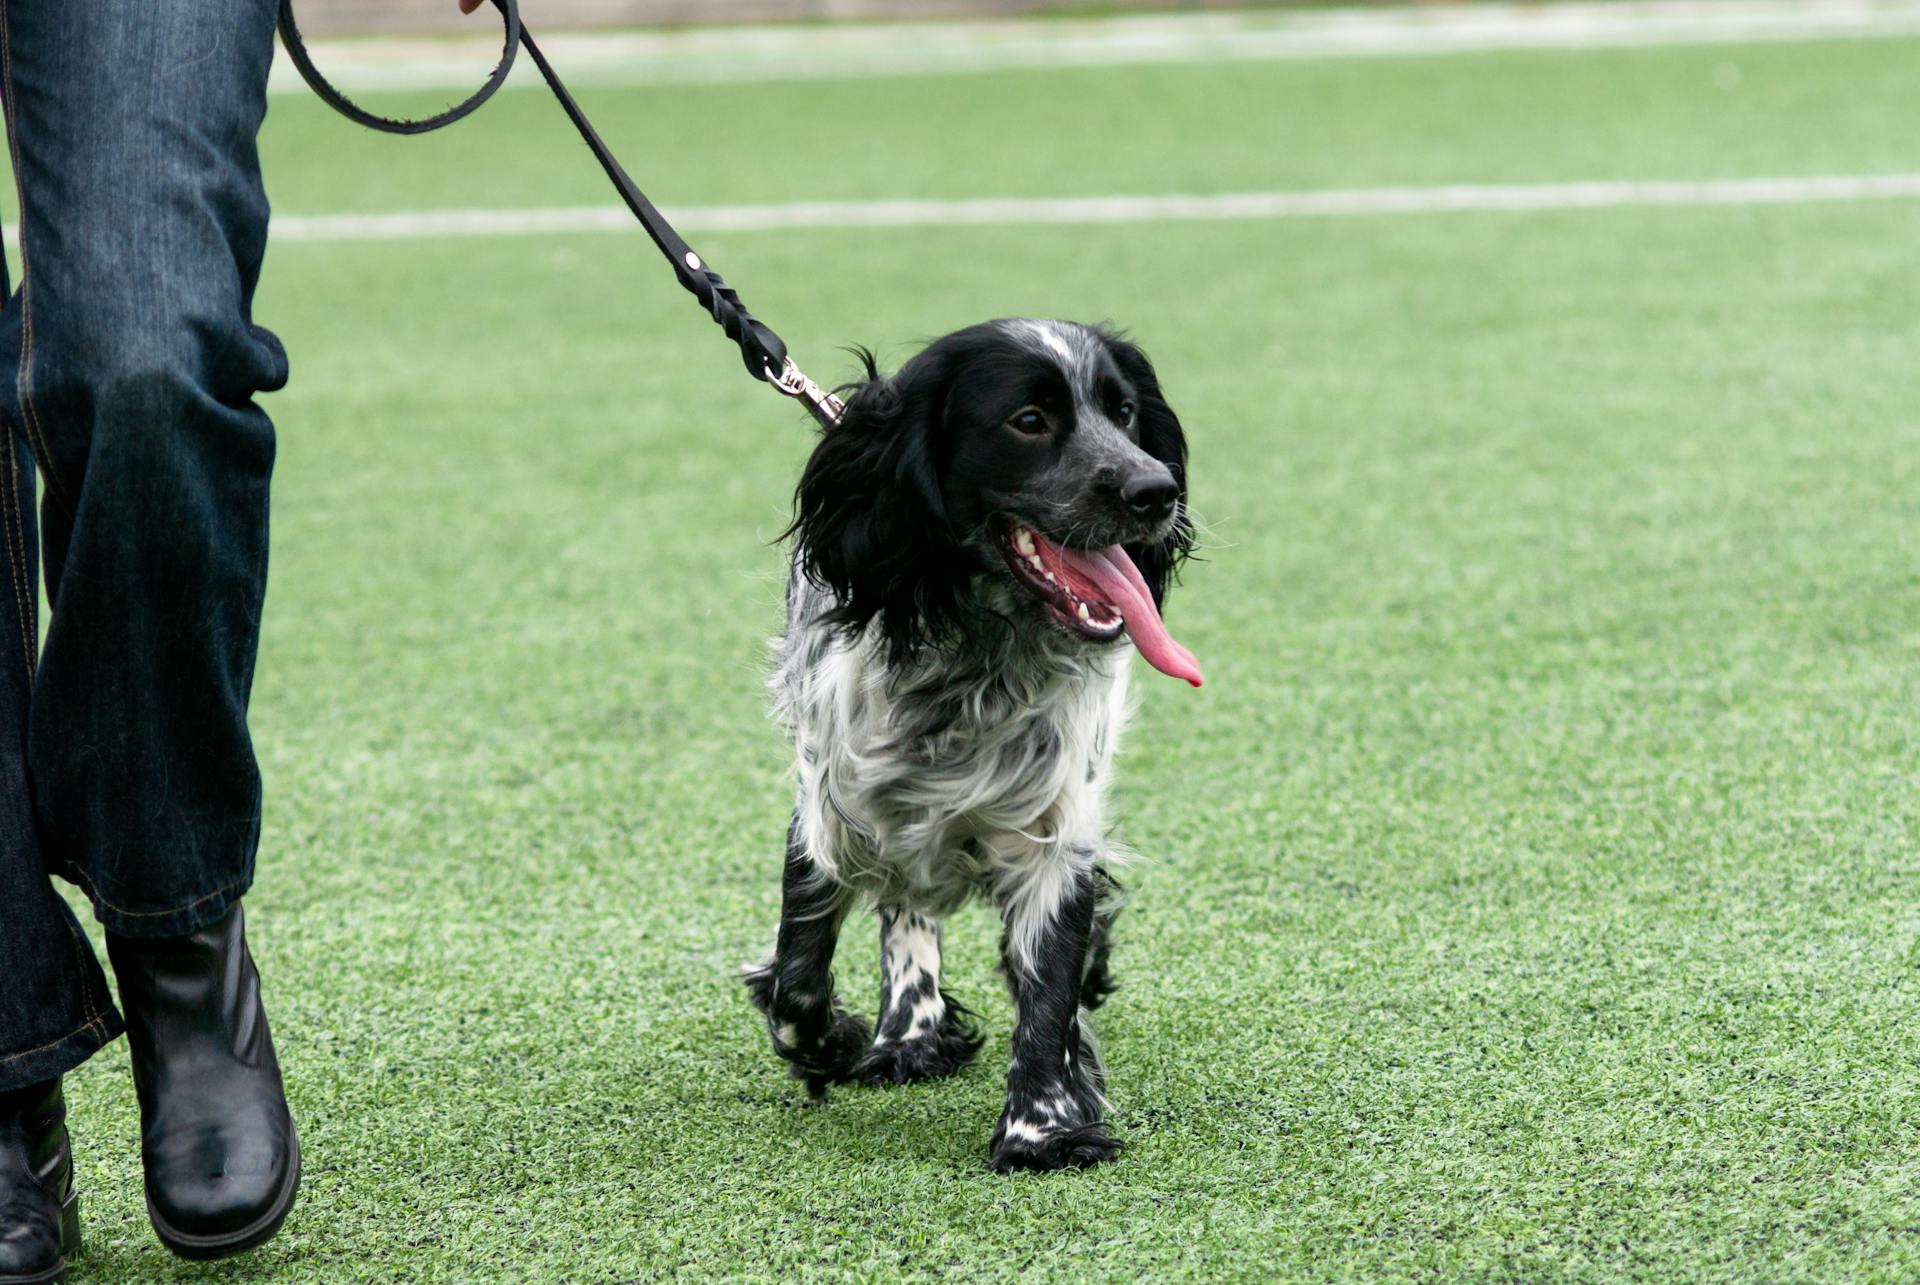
xmin=1051 ymin=543 xmax=1205 ymax=688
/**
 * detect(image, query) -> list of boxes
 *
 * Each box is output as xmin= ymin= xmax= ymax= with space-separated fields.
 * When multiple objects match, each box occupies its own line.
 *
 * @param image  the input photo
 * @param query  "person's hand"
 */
xmin=457 ymin=0 xmax=485 ymax=11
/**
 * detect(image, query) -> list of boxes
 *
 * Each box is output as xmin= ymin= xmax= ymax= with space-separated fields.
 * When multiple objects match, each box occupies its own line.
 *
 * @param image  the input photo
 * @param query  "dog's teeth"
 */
xmin=1077 ymin=602 xmax=1092 ymax=622
xmin=1013 ymin=528 xmax=1036 ymax=556
xmin=1044 ymin=571 xmax=1057 ymax=584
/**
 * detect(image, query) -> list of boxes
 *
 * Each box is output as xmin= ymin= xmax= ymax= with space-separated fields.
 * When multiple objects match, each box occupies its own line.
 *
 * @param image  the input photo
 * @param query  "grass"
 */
xmin=23 ymin=20 xmax=1920 ymax=1284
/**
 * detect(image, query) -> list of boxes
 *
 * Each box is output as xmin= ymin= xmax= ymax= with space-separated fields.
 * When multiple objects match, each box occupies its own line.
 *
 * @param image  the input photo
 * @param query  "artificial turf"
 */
xmin=21 ymin=16 xmax=1920 ymax=1284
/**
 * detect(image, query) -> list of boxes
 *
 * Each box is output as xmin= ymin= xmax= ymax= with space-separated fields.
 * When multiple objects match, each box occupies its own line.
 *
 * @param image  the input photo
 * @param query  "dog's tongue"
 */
xmin=1052 ymin=543 xmax=1204 ymax=688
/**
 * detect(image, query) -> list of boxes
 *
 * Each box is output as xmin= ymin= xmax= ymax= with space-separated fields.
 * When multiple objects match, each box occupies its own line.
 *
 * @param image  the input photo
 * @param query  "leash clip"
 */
xmin=767 ymin=357 xmax=846 ymax=428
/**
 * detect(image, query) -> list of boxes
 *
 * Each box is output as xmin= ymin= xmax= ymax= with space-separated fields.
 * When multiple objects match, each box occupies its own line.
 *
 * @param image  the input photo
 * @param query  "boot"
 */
xmin=0 ymin=1077 xmax=79 ymax=1285
xmin=106 ymin=902 xmax=299 ymax=1260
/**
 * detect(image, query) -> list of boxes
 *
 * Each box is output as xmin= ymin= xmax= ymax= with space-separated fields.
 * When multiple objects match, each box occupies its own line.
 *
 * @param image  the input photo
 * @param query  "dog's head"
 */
xmin=787 ymin=319 xmax=1200 ymax=685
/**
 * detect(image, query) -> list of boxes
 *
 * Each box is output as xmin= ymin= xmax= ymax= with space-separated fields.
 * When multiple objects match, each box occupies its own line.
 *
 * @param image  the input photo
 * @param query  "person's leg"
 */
xmin=0 ymin=424 xmax=109 ymax=1285
xmin=8 ymin=0 xmax=286 ymax=930
xmin=0 ymin=417 xmax=121 ymax=1098
xmin=0 ymin=39 xmax=132 ymax=1281
xmin=1 ymin=0 xmax=297 ymax=1260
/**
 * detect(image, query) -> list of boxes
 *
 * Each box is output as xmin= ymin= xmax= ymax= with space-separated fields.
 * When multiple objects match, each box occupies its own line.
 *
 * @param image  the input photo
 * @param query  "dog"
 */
xmin=744 ymin=318 xmax=1200 ymax=1173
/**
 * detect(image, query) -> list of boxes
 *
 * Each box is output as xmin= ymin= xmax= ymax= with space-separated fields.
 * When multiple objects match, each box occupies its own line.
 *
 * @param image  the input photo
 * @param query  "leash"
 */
xmin=275 ymin=0 xmax=846 ymax=428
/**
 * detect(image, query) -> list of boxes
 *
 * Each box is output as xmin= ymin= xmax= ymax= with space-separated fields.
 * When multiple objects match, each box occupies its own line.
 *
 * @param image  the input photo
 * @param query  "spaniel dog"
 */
xmin=744 ymin=318 xmax=1200 ymax=1173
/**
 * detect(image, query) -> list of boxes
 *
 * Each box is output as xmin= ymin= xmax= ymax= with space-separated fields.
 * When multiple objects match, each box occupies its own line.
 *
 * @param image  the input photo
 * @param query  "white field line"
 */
xmin=261 ymin=175 xmax=1920 ymax=243
xmin=266 ymin=0 xmax=1920 ymax=93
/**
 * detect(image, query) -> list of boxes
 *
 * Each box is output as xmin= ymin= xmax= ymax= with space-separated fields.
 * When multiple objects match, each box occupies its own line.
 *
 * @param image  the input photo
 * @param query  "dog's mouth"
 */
xmin=991 ymin=516 xmax=1203 ymax=687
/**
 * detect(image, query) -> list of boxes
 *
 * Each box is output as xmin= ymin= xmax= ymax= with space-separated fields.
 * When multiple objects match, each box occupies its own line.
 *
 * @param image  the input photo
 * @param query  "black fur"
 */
xmin=1104 ymin=337 xmax=1193 ymax=610
xmin=849 ymin=1002 xmax=983 ymax=1087
xmin=848 ymin=909 xmax=986 ymax=1085
xmin=784 ymin=343 xmax=968 ymax=663
xmin=741 ymin=820 xmax=869 ymax=1099
xmin=990 ymin=863 xmax=1121 ymax=1173
xmin=786 ymin=322 xmax=1192 ymax=662
xmin=1080 ymin=866 xmax=1125 ymax=1011
xmin=989 ymin=1121 xmax=1126 ymax=1174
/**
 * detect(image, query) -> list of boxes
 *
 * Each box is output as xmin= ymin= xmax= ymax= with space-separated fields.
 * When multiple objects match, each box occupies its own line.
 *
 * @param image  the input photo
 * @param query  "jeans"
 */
xmin=0 ymin=0 xmax=285 ymax=1093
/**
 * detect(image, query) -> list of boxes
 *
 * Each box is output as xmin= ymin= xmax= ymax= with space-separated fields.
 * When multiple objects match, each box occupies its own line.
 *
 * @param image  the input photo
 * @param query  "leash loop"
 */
xmin=278 ymin=0 xmax=830 ymax=410
xmin=276 ymin=0 xmax=520 ymax=135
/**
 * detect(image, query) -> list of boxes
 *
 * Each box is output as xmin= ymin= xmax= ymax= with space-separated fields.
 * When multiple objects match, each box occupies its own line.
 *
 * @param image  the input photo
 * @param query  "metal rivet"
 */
xmin=684 ymin=251 xmax=701 ymax=271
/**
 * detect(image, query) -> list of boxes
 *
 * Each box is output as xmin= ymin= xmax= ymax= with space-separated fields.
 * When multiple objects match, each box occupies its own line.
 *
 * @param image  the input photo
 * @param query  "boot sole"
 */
xmin=0 ymin=1189 xmax=78 ymax=1285
xmin=147 ymin=1129 xmax=301 ymax=1262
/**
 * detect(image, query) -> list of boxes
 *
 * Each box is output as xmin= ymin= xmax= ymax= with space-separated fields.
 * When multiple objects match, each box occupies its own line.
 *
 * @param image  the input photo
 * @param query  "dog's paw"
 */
xmin=850 ymin=1014 xmax=983 ymax=1086
xmin=988 ymin=1120 xmax=1124 ymax=1174
xmin=744 ymin=967 xmax=873 ymax=1099
xmin=792 ymin=1010 xmax=873 ymax=1100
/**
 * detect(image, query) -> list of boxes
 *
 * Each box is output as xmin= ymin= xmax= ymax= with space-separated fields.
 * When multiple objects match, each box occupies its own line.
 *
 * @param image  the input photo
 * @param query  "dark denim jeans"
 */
xmin=0 ymin=0 xmax=286 ymax=1093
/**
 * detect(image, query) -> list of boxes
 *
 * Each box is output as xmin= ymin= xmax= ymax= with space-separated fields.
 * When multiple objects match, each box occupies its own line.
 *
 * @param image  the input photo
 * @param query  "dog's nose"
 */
xmin=1121 ymin=471 xmax=1179 ymax=523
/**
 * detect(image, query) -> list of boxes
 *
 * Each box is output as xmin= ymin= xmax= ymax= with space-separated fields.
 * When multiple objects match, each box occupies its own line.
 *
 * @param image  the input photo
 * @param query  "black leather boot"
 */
xmin=0 ymin=1077 xmax=79 ymax=1285
xmin=106 ymin=902 xmax=299 ymax=1260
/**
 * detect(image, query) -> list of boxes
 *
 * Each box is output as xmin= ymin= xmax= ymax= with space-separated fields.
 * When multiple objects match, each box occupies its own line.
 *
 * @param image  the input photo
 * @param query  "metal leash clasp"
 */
xmin=767 ymin=357 xmax=846 ymax=428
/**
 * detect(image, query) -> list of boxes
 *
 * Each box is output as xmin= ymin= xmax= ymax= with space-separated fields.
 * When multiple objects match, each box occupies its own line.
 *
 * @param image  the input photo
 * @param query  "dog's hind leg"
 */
xmin=743 ymin=816 xmax=871 ymax=1098
xmin=848 ymin=907 xmax=983 ymax=1086
xmin=987 ymin=851 xmax=1123 ymax=1173
xmin=1079 ymin=864 xmax=1124 ymax=1011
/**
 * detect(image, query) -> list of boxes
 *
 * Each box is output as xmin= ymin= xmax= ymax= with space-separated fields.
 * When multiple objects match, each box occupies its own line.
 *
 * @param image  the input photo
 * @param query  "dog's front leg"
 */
xmin=848 ymin=907 xmax=982 ymax=1085
xmin=988 ymin=856 xmax=1123 ymax=1172
xmin=743 ymin=818 xmax=871 ymax=1098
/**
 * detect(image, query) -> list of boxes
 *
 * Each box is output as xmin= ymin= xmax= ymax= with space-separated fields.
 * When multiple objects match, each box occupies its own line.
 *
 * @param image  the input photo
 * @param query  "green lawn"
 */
xmin=32 ymin=18 xmax=1920 ymax=1284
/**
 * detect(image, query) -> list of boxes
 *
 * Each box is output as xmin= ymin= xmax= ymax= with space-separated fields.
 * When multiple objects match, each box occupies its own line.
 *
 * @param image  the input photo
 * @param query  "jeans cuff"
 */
xmin=0 ymin=1008 xmax=125 ymax=1095
xmin=82 ymin=870 xmax=254 ymax=940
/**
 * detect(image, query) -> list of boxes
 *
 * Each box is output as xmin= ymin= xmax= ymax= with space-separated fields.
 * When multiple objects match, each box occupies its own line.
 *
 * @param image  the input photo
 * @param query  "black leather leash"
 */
xmin=275 ymin=0 xmax=846 ymax=427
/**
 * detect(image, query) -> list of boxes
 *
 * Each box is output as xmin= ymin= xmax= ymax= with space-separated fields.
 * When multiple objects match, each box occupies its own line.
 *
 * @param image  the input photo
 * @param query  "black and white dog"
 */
xmin=745 ymin=319 xmax=1201 ymax=1173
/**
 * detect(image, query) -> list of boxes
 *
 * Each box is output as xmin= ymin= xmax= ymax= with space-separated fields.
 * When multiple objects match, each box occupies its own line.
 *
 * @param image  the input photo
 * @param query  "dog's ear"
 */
xmin=786 ymin=349 xmax=966 ymax=659
xmin=1103 ymin=332 xmax=1194 ymax=606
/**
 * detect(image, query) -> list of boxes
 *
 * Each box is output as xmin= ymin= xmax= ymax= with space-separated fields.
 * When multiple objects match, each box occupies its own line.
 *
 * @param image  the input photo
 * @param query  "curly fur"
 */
xmin=746 ymin=319 xmax=1195 ymax=1172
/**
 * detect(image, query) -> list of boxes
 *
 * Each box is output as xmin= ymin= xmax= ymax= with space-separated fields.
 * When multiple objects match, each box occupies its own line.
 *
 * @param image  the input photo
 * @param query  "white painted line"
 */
xmin=267 ymin=0 xmax=1920 ymax=93
xmin=269 ymin=175 xmax=1920 ymax=242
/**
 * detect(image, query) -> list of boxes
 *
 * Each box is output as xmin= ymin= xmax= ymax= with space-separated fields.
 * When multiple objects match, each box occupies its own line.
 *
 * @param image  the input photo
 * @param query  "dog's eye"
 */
xmin=1118 ymin=400 xmax=1137 ymax=425
xmin=1007 ymin=408 xmax=1048 ymax=435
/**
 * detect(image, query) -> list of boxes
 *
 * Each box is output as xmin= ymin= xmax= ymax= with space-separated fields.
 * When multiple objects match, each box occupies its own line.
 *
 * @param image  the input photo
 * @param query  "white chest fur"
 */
xmin=773 ymin=574 xmax=1131 ymax=916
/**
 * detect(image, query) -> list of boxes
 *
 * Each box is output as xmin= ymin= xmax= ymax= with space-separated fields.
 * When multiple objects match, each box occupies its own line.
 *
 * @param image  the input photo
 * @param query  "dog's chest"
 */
xmin=776 ymin=609 xmax=1127 ymax=904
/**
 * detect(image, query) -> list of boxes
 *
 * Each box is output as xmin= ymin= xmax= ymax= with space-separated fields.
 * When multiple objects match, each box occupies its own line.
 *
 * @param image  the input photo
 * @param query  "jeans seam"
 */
xmin=0 ymin=993 xmax=105 ymax=1068
xmin=0 ymin=0 xmax=72 ymax=514
xmin=0 ymin=430 xmax=30 ymax=679
xmin=0 ymin=1028 xmax=87 ymax=1067
xmin=58 ymin=915 xmax=108 ymax=1043
xmin=66 ymin=863 xmax=248 ymax=922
